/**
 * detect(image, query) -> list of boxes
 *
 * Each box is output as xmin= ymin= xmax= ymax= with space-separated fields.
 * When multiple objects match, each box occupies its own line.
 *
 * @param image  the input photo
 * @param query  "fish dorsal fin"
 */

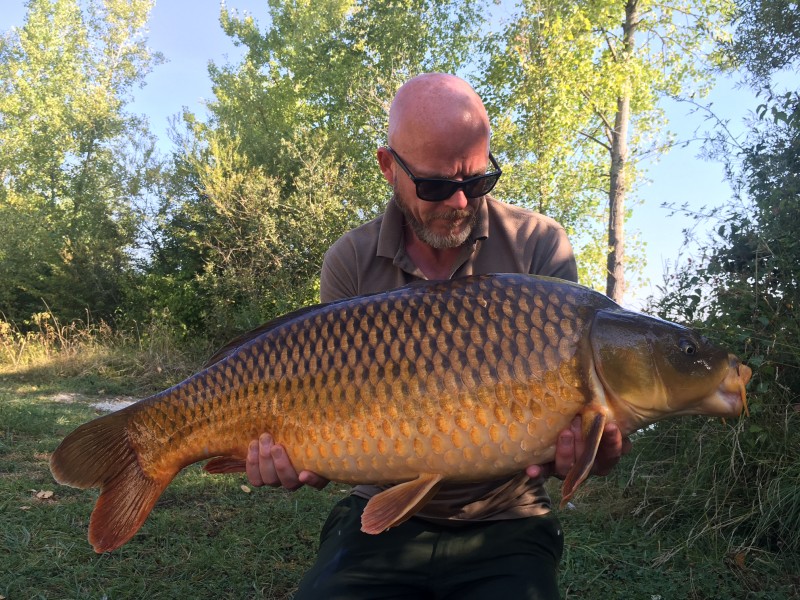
xmin=560 ymin=408 xmax=608 ymax=507
xmin=202 ymin=300 xmax=348 ymax=368
xmin=361 ymin=473 xmax=444 ymax=534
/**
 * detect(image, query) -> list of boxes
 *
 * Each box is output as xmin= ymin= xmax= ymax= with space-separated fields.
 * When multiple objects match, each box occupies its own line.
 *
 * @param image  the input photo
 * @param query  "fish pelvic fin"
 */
xmin=560 ymin=408 xmax=608 ymax=507
xmin=50 ymin=409 xmax=174 ymax=553
xmin=361 ymin=473 xmax=444 ymax=534
xmin=204 ymin=456 xmax=247 ymax=474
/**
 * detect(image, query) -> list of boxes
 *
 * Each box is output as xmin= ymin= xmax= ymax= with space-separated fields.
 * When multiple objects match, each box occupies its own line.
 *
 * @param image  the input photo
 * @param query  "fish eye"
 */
xmin=679 ymin=339 xmax=697 ymax=355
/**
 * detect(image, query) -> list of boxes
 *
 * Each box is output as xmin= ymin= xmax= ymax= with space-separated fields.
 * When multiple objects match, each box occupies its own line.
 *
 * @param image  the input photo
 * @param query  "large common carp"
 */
xmin=50 ymin=274 xmax=751 ymax=553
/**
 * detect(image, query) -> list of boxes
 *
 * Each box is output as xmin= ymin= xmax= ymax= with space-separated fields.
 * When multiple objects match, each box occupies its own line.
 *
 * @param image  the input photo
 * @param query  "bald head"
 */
xmin=387 ymin=73 xmax=490 ymax=157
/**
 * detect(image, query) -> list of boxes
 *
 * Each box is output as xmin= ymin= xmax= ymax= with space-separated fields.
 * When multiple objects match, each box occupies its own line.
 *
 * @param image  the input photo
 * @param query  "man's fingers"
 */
xmin=270 ymin=443 xmax=303 ymax=490
xmin=245 ymin=433 xmax=329 ymax=491
xmin=551 ymin=427 xmax=576 ymax=479
xmin=525 ymin=463 xmax=554 ymax=480
xmin=591 ymin=423 xmax=628 ymax=476
xmin=258 ymin=433 xmax=282 ymax=487
xmin=535 ymin=418 xmax=632 ymax=483
xmin=299 ymin=470 xmax=331 ymax=490
xmin=246 ymin=439 xmax=263 ymax=486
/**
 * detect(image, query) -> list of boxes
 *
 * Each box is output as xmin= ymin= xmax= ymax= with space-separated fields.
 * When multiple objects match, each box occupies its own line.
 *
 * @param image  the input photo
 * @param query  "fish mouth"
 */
xmin=713 ymin=356 xmax=752 ymax=418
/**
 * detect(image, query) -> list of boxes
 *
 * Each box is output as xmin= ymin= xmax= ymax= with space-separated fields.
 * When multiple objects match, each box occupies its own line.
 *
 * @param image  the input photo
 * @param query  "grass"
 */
xmin=0 ymin=319 xmax=798 ymax=598
xmin=0 ymin=373 xmax=347 ymax=599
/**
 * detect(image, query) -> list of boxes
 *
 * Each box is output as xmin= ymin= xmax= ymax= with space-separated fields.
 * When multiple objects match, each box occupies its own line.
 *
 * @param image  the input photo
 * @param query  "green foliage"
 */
xmin=479 ymin=2 xmax=609 ymax=287
xmin=0 ymin=309 xmax=201 ymax=395
xmin=480 ymin=0 xmax=736 ymax=292
xmin=212 ymin=0 xmax=482 ymax=167
xmin=641 ymin=0 xmax=799 ymax=564
xmin=555 ymin=448 xmax=800 ymax=598
xmin=141 ymin=0 xmax=485 ymax=339
xmin=153 ymin=129 xmax=359 ymax=341
xmin=0 ymin=0 xmax=163 ymax=324
xmin=725 ymin=0 xmax=800 ymax=87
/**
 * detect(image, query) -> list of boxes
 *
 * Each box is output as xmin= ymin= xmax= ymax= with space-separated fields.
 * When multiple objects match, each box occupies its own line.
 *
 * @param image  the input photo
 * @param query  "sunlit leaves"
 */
xmin=480 ymin=0 xmax=735 ymax=294
xmin=153 ymin=0 xmax=484 ymax=338
xmin=0 ymin=0 xmax=162 ymax=323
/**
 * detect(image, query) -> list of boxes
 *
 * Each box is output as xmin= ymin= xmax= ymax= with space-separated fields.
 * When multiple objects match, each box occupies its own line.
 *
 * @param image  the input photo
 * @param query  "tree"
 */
xmin=147 ymin=0 xmax=484 ymax=339
xmin=0 ymin=0 xmax=161 ymax=324
xmin=727 ymin=0 xmax=800 ymax=89
xmin=482 ymin=0 xmax=735 ymax=298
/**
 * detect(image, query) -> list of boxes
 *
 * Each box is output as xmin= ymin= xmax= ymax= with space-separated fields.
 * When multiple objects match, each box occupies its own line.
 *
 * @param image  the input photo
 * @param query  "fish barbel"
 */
xmin=50 ymin=274 xmax=751 ymax=552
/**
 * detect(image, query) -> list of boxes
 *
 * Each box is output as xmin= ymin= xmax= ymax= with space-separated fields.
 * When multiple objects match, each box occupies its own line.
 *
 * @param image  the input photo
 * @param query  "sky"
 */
xmin=2 ymin=1 xmax=757 ymax=309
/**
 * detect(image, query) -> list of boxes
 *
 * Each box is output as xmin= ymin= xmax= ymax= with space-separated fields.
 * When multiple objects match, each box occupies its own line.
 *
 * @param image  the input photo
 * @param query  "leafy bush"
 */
xmin=633 ymin=91 xmax=800 ymax=562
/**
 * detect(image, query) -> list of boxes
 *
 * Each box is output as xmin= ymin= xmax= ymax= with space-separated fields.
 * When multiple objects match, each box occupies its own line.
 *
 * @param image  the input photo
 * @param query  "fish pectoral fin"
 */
xmin=204 ymin=457 xmax=247 ymax=474
xmin=361 ymin=473 xmax=444 ymax=535
xmin=560 ymin=409 xmax=607 ymax=507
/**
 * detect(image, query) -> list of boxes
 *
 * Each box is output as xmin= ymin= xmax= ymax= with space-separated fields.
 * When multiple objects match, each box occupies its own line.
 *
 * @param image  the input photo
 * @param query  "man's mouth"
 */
xmin=432 ymin=209 xmax=472 ymax=225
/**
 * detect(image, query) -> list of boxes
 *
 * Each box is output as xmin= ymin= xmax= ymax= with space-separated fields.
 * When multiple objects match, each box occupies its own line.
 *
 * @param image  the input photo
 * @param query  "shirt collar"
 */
xmin=377 ymin=198 xmax=405 ymax=259
xmin=471 ymin=195 xmax=490 ymax=242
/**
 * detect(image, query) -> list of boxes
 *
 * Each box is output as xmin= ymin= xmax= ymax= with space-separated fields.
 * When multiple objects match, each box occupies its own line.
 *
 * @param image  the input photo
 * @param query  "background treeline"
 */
xmin=0 ymin=0 xmax=797 ymax=589
xmin=2 ymin=0 xmax=746 ymax=338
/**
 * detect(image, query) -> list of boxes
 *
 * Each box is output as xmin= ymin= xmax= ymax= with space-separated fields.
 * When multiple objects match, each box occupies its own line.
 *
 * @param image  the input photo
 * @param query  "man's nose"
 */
xmin=442 ymin=188 xmax=469 ymax=210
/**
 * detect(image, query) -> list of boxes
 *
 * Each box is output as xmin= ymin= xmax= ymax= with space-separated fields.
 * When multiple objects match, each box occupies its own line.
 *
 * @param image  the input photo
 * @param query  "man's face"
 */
xmin=393 ymin=190 xmax=478 ymax=249
xmin=389 ymin=147 xmax=488 ymax=249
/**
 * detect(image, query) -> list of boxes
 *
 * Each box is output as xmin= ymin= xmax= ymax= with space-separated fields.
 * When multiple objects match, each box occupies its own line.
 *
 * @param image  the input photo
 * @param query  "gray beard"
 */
xmin=393 ymin=192 xmax=478 ymax=250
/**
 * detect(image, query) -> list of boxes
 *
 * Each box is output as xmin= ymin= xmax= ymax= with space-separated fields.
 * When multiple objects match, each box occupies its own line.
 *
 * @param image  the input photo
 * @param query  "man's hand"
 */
xmin=245 ymin=433 xmax=329 ymax=491
xmin=525 ymin=416 xmax=632 ymax=480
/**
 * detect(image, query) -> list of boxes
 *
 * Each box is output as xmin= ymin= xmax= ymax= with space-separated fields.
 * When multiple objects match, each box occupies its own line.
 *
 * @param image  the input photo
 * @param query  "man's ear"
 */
xmin=376 ymin=147 xmax=395 ymax=186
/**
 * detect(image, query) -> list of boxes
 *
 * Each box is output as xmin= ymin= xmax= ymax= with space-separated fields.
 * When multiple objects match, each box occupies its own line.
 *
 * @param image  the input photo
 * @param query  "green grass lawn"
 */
xmin=1 ymin=373 xmax=797 ymax=599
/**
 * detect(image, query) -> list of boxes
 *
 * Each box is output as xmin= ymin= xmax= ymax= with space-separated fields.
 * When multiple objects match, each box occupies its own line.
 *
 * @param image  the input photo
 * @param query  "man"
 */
xmin=246 ymin=73 xmax=628 ymax=598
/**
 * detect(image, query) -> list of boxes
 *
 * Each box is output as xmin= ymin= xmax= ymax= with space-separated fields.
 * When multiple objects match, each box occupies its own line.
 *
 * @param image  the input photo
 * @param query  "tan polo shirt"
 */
xmin=319 ymin=195 xmax=578 ymax=523
xmin=320 ymin=195 xmax=577 ymax=302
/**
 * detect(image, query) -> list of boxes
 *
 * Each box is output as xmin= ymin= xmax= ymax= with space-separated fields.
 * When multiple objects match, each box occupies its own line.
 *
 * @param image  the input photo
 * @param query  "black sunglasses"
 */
xmin=386 ymin=146 xmax=502 ymax=202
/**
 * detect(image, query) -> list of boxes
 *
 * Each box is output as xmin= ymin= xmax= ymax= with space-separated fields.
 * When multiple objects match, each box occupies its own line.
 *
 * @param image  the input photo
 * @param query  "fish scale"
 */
xmin=126 ymin=276 xmax=593 ymax=485
xmin=49 ymin=273 xmax=751 ymax=552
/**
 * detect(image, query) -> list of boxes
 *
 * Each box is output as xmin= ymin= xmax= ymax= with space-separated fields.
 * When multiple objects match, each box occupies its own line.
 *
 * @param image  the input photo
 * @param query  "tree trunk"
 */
xmin=605 ymin=0 xmax=639 ymax=303
xmin=606 ymin=95 xmax=629 ymax=302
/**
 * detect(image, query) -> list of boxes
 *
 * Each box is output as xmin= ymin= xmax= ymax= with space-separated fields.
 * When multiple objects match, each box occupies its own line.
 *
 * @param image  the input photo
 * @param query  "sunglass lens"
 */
xmin=416 ymin=173 xmax=500 ymax=201
xmin=465 ymin=174 xmax=499 ymax=198
xmin=417 ymin=182 xmax=456 ymax=201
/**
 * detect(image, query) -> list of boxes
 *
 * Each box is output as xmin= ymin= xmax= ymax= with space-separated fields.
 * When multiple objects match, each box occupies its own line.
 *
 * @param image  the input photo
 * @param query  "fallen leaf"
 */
xmin=36 ymin=490 xmax=54 ymax=499
xmin=240 ymin=485 xmax=251 ymax=494
xmin=20 ymin=506 xmax=32 ymax=510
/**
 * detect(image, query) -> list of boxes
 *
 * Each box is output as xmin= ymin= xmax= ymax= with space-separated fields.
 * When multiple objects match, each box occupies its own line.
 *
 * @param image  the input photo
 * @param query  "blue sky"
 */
xmin=2 ymin=1 xmax=756 ymax=308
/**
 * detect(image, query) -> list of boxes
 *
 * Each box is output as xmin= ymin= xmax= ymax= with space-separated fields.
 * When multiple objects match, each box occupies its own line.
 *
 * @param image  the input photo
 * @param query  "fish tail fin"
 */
xmin=50 ymin=409 xmax=175 ymax=553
